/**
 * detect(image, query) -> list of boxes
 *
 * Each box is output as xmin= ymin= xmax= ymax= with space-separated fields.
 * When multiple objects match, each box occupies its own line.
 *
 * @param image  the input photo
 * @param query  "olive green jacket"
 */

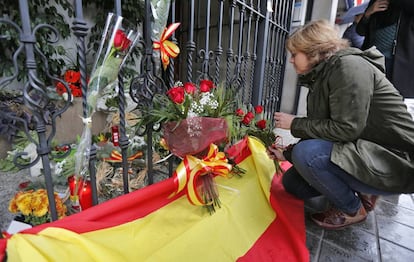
xmin=291 ymin=47 xmax=414 ymax=193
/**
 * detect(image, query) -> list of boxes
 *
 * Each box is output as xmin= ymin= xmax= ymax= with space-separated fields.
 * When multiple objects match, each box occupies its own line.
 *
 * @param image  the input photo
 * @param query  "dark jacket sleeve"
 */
xmin=394 ymin=0 xmax=414 ymax=15
xmin=290 ymin=56 xmax=374 ymax=142
xmin=356 ymin=0 xmax=375 ymax=36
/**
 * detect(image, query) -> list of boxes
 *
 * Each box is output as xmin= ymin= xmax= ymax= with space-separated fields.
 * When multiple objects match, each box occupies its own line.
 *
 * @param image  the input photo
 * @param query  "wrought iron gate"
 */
xmin=162 ymin=0 xmax=293 ymax=118
xmin=0 ymin=0 xmax=294 ymax=220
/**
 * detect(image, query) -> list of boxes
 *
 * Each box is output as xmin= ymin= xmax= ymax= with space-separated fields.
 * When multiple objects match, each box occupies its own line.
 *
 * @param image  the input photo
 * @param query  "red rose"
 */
xmin=254 ymin=105 xmax=263 ymax=114
xmin=183 ymin=82 xmax=196 ymax=94
xmin=199 ymin=79 xmax=214 ymax=92
xmin=114 ymin=30 xmax=131 ymax=51
xmin=166 ymin=86 xmax=185 ymax=104
xmin=71 ymin=87 xmax=82 ymax=97
xmin=242 ymin=111 xmax=254 ymax=125
xmin=64 ymin=70 xmax=81 ymax=84
xmin=55 ymin=82 xmax=66 ymax=95
xmin=235 ymin=108 xmax=244 ymax=116
xmin=242 ymin=115 xmax=252 ymax=125
xmin=245 ymin=111 xmax=254 ymax=119
xmin=256 ymin=119 xmax=267 ymax=130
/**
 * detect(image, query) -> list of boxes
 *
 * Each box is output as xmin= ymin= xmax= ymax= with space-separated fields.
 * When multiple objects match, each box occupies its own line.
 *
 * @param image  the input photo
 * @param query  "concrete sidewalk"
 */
xmin=305 ymin=194 xmax=414 ymax=261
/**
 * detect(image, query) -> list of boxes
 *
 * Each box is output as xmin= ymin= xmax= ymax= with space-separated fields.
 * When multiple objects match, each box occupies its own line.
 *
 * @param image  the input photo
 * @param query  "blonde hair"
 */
xmin=286 ymin=20 xmax=349 ymax=66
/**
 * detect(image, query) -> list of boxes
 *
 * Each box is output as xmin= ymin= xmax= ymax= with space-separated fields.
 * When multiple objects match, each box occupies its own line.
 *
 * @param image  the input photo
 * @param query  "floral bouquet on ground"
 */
xmin=8 ymin=189 xmax=67 ymax=226
xmin=234 ymin=105 xmax=284 ymax=175
xmin=139 ymin=80 xmax=236 ymax=157
xmin=137 ymin=80 xmax=238 ymax=213
xmin=73 ymin=13 xmax=139 ymax=209
xmin=162 ymin=117 xmax=228 ymax=158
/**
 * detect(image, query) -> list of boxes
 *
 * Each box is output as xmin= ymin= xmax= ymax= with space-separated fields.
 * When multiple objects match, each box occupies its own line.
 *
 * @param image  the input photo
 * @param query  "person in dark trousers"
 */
xmin=356 ymin=0 xmax=414 ymax=98
xmin=268 ymin=20 xmax=414 ymax=230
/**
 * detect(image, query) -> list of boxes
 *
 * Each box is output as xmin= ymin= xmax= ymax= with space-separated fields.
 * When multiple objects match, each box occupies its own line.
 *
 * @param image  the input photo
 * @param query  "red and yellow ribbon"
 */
xmin=153 ymin=23 xmax=181 ymax=70
xmin=102 ymin=150 xmax=143 ymax=163
xmin=171 ymin=144 xmax=232 ymax=206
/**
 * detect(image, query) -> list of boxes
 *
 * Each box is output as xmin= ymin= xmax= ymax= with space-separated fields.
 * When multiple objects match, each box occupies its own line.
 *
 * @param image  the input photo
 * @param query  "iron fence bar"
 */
xmin=274 ymin=1 xmax=281 ymax=114
xmin=167 ymin=0 xmax=177 ymax=88
xmin=268 ymin=7 xmax=278 ymax=112
xmin=73 ymin=0 xmax=88 ymax=120
xmin=241 ymin=0 xmax=253 ymax=102
xmin=213 ymin=0 xmax=224 ymax=84
xmin=73 ymin=0 xmax=99 ymax=206
xmin=233 ymin=2 xmax=245 ymax=92
xmin=144 ymin=0 xmax=154 ymax=185
xmin=200 ymin=0 xmax=212 ymax=80
xmin=118 ymin=69 xmax=130 ymax=194
xmin=112 ymin=0 xmax=131 ymax=194
xmin=249 ymin=0 xmax=260 ymax=103
xmin=88 ymin=145 xmax=98 ymax=205
xmin=18 ymin=0 xmax=58 ymax=220
xmin=186 ymin=0 xmax=195 ymax=83
xmin=252 ymin=0 xmax=272 ymax=107
xmin=225 ymin=0 xmax=236 ymax=86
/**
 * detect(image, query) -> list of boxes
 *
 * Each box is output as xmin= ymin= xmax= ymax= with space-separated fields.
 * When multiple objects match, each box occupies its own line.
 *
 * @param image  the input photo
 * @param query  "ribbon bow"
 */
xmin=171 ymin=144 xmax=233 ymax=206
xmin=153 ymin=23 xmax=181 ymax=70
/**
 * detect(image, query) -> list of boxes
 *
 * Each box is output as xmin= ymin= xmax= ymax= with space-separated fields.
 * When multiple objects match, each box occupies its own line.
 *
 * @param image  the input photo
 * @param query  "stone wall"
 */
xmin=0 ymin=98 xmax=108 ymax=158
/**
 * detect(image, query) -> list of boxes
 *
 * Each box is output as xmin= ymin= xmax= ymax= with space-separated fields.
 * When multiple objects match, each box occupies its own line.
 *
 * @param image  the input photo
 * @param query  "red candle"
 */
xmin=79 ymin=180 xmax=93 ymax=210
xmin=112 ymin=125 xmax=119 ymax=146
xmin=67 ymin=175 xmax=83 ymax=197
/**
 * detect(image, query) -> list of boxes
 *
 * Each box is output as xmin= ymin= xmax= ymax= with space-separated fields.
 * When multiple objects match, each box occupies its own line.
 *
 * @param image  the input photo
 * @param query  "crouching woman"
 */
xmin=269 ymin=20 xmax=414 ymax=230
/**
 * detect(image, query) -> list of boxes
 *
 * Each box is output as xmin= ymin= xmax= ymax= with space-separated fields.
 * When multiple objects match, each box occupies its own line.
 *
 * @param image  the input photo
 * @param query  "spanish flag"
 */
xmin=0 ymin=137 xmax=308 ymax=261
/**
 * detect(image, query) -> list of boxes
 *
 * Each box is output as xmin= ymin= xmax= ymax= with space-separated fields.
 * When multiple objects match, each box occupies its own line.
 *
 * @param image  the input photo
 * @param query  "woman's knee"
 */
xmin=281 ymin=169 xmax=297 ymax=194
xmin=282 ymin=167 xmax=307 ymax=194
xmin=282 ymin=167 xmax=321 ymax=199
xmin=291 ymin=139 xmax=333 ymax=167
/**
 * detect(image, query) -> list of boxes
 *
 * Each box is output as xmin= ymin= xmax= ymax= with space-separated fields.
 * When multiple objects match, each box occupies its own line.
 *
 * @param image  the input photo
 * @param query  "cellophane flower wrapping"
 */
xmin=74 ymin=13 xmax=139 ymax=192
xmin=151 ymin=0 xmax=172 ymax=40
xmin=163 ymin=117 xmax=228 ymax=158
xmin=151 ymin=0 xmax=172 ymax=71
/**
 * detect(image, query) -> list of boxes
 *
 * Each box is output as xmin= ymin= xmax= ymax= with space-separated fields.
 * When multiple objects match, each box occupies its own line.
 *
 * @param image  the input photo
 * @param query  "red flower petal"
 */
xmin=254 ymin=105 xmax=263 ymax=114
xmin=199 ymin=79 xmax=214 ymax=93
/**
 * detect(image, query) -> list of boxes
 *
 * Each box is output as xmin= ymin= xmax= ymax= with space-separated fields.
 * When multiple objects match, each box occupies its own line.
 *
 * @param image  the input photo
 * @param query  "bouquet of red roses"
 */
xmin=139 ymin=79 xmax=236 ymax=157
xmin=137 ymin=80 xmax=239 ymax=213
xmin=233 ymin=104 xmax=284 ymax=175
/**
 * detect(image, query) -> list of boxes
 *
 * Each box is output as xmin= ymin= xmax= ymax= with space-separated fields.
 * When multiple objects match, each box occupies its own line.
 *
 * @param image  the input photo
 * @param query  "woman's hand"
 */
xmin=274 ymin=112 xmax=295 ymax=130
xmin=365 ymin=0 xmax=389 ymax=18
xmin=267 ymin=143 xmax=286 ymax=161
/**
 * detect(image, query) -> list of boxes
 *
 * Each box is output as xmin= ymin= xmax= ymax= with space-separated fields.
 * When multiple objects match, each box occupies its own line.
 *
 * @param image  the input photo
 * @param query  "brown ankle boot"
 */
xmin=357 ymin=192 xmax=379 ymax=212
xmin=310 ymin=205 xmax=367 ymax=230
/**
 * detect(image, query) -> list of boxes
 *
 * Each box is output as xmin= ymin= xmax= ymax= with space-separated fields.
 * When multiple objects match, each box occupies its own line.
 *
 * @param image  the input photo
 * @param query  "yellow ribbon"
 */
xmin=153 ymin=23 xmax=181 ymax=70
xmin=172 ymin=144 xmax=233 ymax=206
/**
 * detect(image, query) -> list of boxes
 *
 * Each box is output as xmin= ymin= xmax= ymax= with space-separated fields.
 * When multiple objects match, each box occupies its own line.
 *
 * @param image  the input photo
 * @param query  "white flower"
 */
xmin=54 ymin=159 xmax=68 ymax=176
xmin=129 ymin=135 xmax=146 ymax=149
xmin=62 ymin=92 xmax=69 ymax=101
xmin=189 ymin=102 xmax=204 ymax=115
xmin=199 ymin=93 xmax=218 ymax=109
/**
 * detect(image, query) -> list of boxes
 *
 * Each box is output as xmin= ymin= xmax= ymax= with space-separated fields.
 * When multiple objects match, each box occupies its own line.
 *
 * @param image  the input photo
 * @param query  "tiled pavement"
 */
xmin=305 ymin=194 xmax=414 ymax=262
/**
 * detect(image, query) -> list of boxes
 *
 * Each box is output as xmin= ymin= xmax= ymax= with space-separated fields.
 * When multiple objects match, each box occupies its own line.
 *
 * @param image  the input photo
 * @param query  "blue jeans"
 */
xmin=282 ymin=139 xmax=391 ymax=214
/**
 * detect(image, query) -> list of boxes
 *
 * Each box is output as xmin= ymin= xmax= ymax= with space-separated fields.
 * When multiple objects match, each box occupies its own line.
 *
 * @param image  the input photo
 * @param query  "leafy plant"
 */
xmin=1 ymin=0 xmax=145 ymax=85
xmin=0 ymin=0 xmax=75 ymax=84
xmin=0 ymin=131 xmax=35 ymax=172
